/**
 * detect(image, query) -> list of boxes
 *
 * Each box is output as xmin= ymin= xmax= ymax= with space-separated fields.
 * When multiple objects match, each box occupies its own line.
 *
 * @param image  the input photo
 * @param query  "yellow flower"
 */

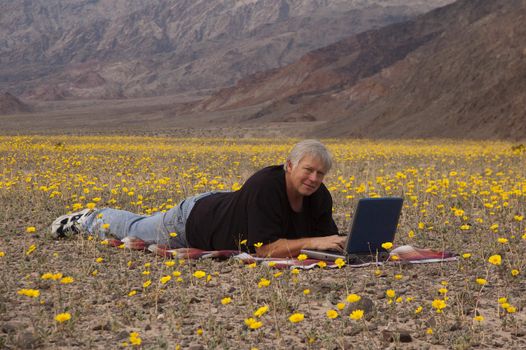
xmin=142 ymin=270 xmax=150 ymax=275
xmin=268 ymin=261 xmax=276 ymax=267
xmin=254 ymin=242 xmax=263 ymax=248
xmin=386 ymin=289 xmax=396 ymax=298
xmin=297 ymin=253 xmax=308 ymax=261
xmin=488 ymin=254 xmax=502 ymax=265
xmin=426 ymin=328 xmax=434 ymax=335
xmin=26 ymin=226 xmax=36 ymax=233
xmin=102 ymin=223 xmax=110 ymax=230
xmin=160 ymin=275 xmax=171 ymax=284
xmin=346 ymin=294 xmax=361 ymax=303
xmin=460 ymin=224 xmax=471 ymax=230
xmin=0 ymin=251 xmax=4 ymax=257
xmin=172 ymin=271 xmax=181 ymax=277
xmin=221 ymin=297 xmax=232 ymax=305
xmin=303 ymin=289 xmax=310 ymax=295
xmin=17 ymin=289 xmax=40 ymax=298
xmin=55 ymin=312 xmax=71 ymax=323
xmin=394 ymin=274 xmax=403 ymax=280
xmin=288 ymin=313 xmax=304 ymax=323
xmin=60 ymin=276 xmax=75 ymax=284
xmin=142 ymin=280 xmax=151 ymax=288
xmin=475 ymin=278 xmax=487 ymax=286
xmin=498 ymin=297 xmax=507 ymax=304
xmin=336 ymin=302 xmax=345 ymax=310
xmin=164 ymin=260 xmax=175 ymax=267
xmin=291 ymin=268 xmax=300 ymax=275
xmin=86 ymin=202 xmax=96 ymax=210
xmin=244 ymin=318 xmax=262 ymax=330
xmin=497 ymin=237 xmax=508 ymax=244
xmin=26 ymin=244 xmax=36 ymax=255
xmin=390 ymin=255 xmax=400 ymax=261
xmin=415 ymin=306 xmax=423 ymax=314
xmin=317 ymin=261 xmax=327 ymax=268
xmin=240 ymin=239 xmax=247 ymax=245
xmin=349 ymin=309 xmax=364 ymax=320
xmin=95 ymin=257 xmax=104 ymax=263
xmin=100 ymin=240 xmax=109 ymax=245
xmin=514 ymin=215 xmax=524 ymax=221
xmin=193 ymin=270 xmax=206 ymax=279
xmin=473 ymin=315 xmax=484 ymax=322
xmin=128 ymin=290 xmax=137 ymax=297
xmin=41 ymin=272 xmax=54 ymax=280
xmin=129 ymin=332 xmax=141 ymax=346
xmin=258 ymin=278 xmax=270 ymax=288
xmin=462 ymin=253 xmax=472 ymax=259
xmin=326 ymin=310 xmax=339 ymax=319
xmin=196 ymin=328 xmax=203 ymax=336
xmin=407 ymin=230 xmax=415 ymax=238
xmin=511 ymin=269 xmax=520 ymax=276
xmin=506 ymin=306 xmax=517 ymax=313
xmin=381 ymin=242 xmax=393 ymax=250
xmin=247 ymin=262 xmax=257 ymax=269
xmin=169 ymin=232 xmax=178 ymax=237
xmin=254 ymin=305 xmax=269 ymax=317
xmin=273 ymin=271 xmax=283 ymax=278
xmin=432 ymin=299 xmax=447 ymax=312
xmin=334 ymin=258 xmax=346 ymax=268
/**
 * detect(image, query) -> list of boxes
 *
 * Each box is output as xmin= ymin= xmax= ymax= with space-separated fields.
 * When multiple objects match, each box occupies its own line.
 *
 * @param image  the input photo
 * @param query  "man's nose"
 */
xmin=309 ymin=171 xmax=322 ymax=182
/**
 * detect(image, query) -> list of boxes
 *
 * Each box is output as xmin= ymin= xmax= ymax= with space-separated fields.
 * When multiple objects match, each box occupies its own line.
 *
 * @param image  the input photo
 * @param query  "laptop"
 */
xmin=301 ymin=197 xmax=403 ymax=263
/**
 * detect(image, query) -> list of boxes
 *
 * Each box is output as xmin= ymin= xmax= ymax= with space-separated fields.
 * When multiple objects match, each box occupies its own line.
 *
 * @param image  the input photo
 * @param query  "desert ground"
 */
xmin=1 ymin=136 xmax=525 ymax=349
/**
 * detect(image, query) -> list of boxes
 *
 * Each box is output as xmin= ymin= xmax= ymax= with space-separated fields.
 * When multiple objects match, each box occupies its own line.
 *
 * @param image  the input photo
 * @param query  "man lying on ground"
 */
xmin=51 ymin=139 xmax=346 ymax=257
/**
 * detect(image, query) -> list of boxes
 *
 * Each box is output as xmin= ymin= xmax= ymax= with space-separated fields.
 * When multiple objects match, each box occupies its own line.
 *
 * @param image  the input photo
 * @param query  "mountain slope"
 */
xmin=197 ymin=0 xmax=526 ymax=140
xmin=0 ymin=0 xmax=454 ymax=100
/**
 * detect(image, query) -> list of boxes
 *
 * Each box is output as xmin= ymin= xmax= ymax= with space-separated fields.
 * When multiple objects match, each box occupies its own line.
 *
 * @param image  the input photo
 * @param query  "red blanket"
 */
xmin=108 ymin=237 xmax=457 ymax=269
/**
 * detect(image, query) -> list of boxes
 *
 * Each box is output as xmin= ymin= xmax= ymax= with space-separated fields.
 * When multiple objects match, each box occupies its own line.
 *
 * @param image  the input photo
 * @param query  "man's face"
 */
xmin=286 ymin=155 xmax=327 ymax=197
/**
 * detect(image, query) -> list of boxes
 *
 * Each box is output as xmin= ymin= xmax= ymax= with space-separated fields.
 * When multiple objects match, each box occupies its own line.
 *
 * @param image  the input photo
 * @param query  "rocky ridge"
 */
xmin=0 ymin=0 xmax=453 ymax=100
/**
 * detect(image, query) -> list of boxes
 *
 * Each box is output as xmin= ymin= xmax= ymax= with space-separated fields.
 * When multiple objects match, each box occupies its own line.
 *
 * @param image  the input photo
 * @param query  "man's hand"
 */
xmin=307 ymin=235 xmax=346 ymax=252
xmin=255 ymin=235 xmax=346 ymax=258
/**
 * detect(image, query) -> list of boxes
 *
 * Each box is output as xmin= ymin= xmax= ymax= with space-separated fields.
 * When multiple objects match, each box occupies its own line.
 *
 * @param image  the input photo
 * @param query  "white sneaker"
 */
xmin=50 ymin=209 xmax=93 ymax=238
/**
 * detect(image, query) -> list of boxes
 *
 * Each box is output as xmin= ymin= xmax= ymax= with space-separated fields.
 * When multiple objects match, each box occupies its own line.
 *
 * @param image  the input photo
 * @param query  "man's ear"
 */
xmin=286 ymin=160 xmax=293 ymax=172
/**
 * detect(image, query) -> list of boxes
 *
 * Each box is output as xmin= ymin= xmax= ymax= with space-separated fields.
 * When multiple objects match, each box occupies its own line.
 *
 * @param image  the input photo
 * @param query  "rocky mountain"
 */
xmin=197 ymin=0 xmax=526 ymax=140
xmin=0 ymin=92 xmax=31 ymax=114
xmin=0 ymin=0 xmax=453 ymax=100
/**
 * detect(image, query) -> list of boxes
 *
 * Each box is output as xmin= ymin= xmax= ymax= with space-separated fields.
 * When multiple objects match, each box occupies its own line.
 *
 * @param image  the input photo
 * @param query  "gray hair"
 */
xmin=284 ymin=139 xmax=332 ymax=172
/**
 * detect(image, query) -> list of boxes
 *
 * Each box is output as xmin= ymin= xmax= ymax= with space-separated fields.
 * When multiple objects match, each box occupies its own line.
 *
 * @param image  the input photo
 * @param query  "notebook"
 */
xmin=301 ymin=197 xmax=403 ymax=263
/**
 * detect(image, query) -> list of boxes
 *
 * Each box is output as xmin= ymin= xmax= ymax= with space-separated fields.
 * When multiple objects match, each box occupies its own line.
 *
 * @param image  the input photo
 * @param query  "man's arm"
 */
xmin=255 ymin=235 xmax=346 ymax=258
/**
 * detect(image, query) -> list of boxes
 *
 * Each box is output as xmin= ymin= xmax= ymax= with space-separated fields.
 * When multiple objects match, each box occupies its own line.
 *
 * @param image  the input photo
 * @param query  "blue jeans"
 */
xmin=82 ymin=191 xmax=219 ymax=248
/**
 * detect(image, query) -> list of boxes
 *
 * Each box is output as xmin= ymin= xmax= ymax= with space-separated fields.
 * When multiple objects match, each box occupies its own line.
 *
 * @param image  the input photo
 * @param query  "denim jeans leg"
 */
xmin=83 ymin=208 xmax=169 ymax=245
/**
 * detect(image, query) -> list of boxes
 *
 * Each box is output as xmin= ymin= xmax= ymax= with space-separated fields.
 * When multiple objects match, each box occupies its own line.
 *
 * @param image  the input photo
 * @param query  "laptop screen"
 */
xmin=346 ymin=197 xmax=403 ymax=254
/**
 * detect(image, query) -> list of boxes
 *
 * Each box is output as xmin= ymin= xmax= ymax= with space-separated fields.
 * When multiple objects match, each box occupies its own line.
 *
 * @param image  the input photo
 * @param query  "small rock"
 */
xmin=382 ymin=329 xmax=412 ymax=343
xmin=1 ymin=322 xmax=24 ymax=334
xmin=145 ymin=324 xmax=151 ymax=331
xmin=16 ymin=331 xmax=40 ymax=349
xmin=116 ymin=330 xmax=129 ymax=340
xmin=344 ymin=326 xmax=363 ymax=336
xmin=449 ymin=322 xmax=462 ymax=331
xmin=188 ymin=344 xmax=204 ymax=350
xmin=512 ymin=330 xmax=525 ymax=337
xmin=189 ymin=297 xmax=201 ymax=304
xmin=92 ymin=322 xmax=111 ymax=331
xmin=344 ymin=297 xmax=375 ymax=321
